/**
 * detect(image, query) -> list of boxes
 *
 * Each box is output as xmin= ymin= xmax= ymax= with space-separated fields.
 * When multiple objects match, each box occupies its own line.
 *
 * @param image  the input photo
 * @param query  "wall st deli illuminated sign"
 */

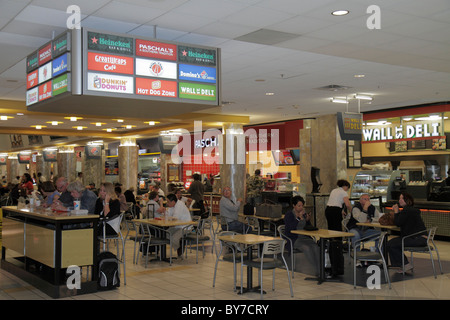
xmin=135 ymin=58 xmax=177 ymax=79
xmin=178 ymin=64 xmax=217 ymax=83
xmin=136 ymin=78 xmax=177 ymax=98
xmin=88 ymin=52 xmax=134 ymax=74
xmin=363 ymin=122 xmax=441 ymax=142
xmin=52 ymin=73 xmax=69 ymax=96
xmin=87 ymin=73 xmax=133 ymax=94
xmin=88 ymin=31 xmax=133 ymax=55
xmin=136 ymin=39 xmax=177 ymax=61
xmin=179 ymin=82 xmax=216 ymax=101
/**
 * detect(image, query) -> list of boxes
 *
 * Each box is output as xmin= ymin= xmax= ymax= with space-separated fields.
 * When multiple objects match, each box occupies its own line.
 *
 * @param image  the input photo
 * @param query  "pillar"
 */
xmin=118 ymin=137 xmax=138 ymax=194
xmin=57 ymin=146 xmax=76 ymax=181
xmin=220 ymin=123 xmax=246 ymax=204
xmin=300 ymin=114 xmax=347 ymax=228
xmin=84 ymin=146 xmax=105 ymax=189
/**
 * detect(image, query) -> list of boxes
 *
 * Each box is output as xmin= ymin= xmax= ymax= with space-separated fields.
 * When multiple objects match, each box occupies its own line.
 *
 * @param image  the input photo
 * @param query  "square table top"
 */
xmin=356 ymin=221 xmax=400 ymax=230
xmin=218 ymin=233 xmax=279 ymax=245
xmin=134 ymin=218 xmax=196 ymax=227
xmin=292 ymin=228 xmax=354 ymax=239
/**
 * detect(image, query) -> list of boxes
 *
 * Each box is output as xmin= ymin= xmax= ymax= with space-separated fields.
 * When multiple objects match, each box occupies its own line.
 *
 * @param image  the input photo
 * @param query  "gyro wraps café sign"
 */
xmin=363 ymin=121 xmax=441 ymax=142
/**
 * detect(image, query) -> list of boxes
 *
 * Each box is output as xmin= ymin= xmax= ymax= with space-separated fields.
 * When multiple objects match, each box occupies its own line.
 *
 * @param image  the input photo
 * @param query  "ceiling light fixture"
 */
xmin=331 ymin=97 xmax=348 ymax=104
xmin=31 ymin=125 xmax=46 ymax=129
xmin=0 ymin=116 xmax=13 ymax=120
xmin=122 ymin=125 xmax=136 ymax=129
xmin=65 ymin=116 xmax=83 ymax=121
xmin=332 ymin=10 xmax=349 ymax=16
xmin=73 ymin=126 xmax=87 ymax=130
xmin=145 ymin=121 xmax=160 ymax=125
xmin=47 ymin=121 xmax=63 ymax=125
xmin=91 ymin=122 xmax=106 ymax=127
xmin=354 ymin=93 xmax=373 ymax=100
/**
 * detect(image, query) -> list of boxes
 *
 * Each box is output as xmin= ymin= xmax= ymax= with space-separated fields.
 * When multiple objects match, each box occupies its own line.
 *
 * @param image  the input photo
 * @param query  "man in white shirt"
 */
xmin=166 ymin=193 xmax=192 ymax=256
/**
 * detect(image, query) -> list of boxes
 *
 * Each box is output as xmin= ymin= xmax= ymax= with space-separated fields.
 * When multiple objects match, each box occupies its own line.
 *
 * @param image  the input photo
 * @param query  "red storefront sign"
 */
xmin=38 ymin=43 xmax=52 ymax=65
xmin=87 ymin=52 xmax=134 ymax=74
xmin=38 ymin=81 xmax=52 ymax=101
xmin=135 ymin=77 xmax=177 ymax=98
xmin=27 ymin=70 xmax=38 ymax=89
xmin=136 ymin=39 xmax=177 ymax=61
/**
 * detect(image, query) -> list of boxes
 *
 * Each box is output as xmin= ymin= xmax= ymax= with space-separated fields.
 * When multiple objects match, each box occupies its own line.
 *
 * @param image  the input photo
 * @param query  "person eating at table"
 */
xmin=219 ymin=186 xmax=252 ymax=234
xmin=284 ymin=195 xmax=320 ymax=276
xmin=387 ymin=192 xmax=427 ymax=273
xmin=347 ymin=194 xmax=383 ymax=252
xmin=146 ymin=190 xmax=165 ymax=218
xmin=165 ymin=193 xmax=192 ymax=257
xmin=95 ymin=182 xmax=121 ymax=237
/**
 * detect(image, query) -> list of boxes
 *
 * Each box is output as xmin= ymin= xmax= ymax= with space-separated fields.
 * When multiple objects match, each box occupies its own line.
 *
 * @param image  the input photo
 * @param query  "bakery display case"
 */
xmin=351 ymin=170 xmax=402 ymax=203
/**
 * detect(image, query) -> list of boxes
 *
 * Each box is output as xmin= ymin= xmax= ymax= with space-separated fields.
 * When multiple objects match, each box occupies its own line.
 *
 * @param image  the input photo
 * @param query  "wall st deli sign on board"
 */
xmin=52 ymin=73 xmax=69 ymax=96
xmin=88 ymin=52 xmax=134 ymax=74
xmin=179 ymin=82 xmax=216 ymax=101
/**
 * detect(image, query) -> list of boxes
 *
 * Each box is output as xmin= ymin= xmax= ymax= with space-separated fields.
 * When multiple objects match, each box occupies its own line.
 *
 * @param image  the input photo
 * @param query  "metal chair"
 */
xmin=212 ymin=231 xmax=238 ymax=291
xmin=98 ymin=213 xmax=127 ymax=285
xmin=123 ymin=219 xmax=145 ymax=264
xmin=246 ymin=216 xmax=274 ymax=236
xmin=182 ymin=217 xmax=210 ymax=263
xmin=142 ymin=224 xmax=170 ymax=268
xmin=402 ymin=226 xmax=443 ymax=278
xmin=240 ymin=239 xmax=293 ymax=299
xmin=277 ymin=225 xmax=297 ymax=278
xmin=353 ymin=231 xmax=390 ymax=289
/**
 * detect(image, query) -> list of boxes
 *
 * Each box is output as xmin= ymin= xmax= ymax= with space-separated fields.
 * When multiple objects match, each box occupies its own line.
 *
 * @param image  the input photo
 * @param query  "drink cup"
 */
xmin=74 ymin=200 xmax=81 ymax=210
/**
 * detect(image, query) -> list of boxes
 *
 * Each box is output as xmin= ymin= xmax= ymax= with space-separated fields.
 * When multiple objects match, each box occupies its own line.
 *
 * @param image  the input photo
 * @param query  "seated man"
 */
xmin=219 ymin=186 xmax=251 ymax=233
xmin=165 ymin=193 xmax=192 ymax=256
xmin=347 ymin=194 xmax=382 ymax=251
xmin=146 ymin=191 xmax=165 ymax=218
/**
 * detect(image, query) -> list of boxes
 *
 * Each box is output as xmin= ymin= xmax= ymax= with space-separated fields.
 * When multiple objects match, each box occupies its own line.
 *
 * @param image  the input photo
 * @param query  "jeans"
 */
xmin=227 ymin=220 xmax=252 ymax=234
xmin=349 ymin=227 xmax=381 ymax=251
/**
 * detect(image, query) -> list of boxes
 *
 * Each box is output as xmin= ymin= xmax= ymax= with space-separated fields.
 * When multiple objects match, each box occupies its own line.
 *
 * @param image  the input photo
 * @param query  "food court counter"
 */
xmin=382 ymin=200 xmax=450 ymax=237
xmin=1 ymin=206 xmax=99 ymax=298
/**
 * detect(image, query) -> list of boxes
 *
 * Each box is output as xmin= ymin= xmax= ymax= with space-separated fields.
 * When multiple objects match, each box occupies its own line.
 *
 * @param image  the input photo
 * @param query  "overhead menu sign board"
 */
xmin=83 ymin=28 xmax=220 ymax=105
xmin=26 ymin=27 xmax=221 ymax=114
xmin=25 ymin=30 xmax=73 ymax=106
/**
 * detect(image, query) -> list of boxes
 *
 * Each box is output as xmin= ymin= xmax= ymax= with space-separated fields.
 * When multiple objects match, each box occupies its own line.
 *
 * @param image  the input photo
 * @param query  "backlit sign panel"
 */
xmin=27 ymin=70 xmax=38 ymax=89
xmin=88 ymin=52 xmax=134 ymax=74
xmin=87 ymin=73 xmax=133 ymax=94
xmin=38 ymin=43 xmax=52 ymax=65
xmin=179 ymin=82 xmax=216 ymax=101
xmin=52 ymin=53 xmax=70 ymax=77
xmin=136 ymin=78 xmax=177 ymax=98
xmin=87 ymin=31 xmax=133 ymax=55
xmin=38 ymin=62 xmax=52 ymax=84
xmin=38 ymin=81 xmax=52 ymax=101
xmin=136 ymin=39 xmax=176 ymax=61
xmin=26 ymin=87 xmax=38 ymax=105
xmin=178 ymin=64 xmax=217 ymax=83
xmin=135 ymin=58 xmax=177 ymax=79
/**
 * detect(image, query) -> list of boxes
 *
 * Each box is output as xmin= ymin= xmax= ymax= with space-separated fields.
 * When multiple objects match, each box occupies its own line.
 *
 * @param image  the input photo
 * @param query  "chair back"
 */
xmin=261 ymin=239 xmax=285 ymax=256
xmin=219 ymin=215 xmax=228 ymax=230
xmin=377 ymin=231 xmax=388 ymax=253
xmin=277 ymin=225 xmax=286 ymax=238
xmin=124 ymin=218 xmax=138 ymax=239
xmin=106 ymin=213 xmax=124 ymax=234
xmin=428 ymin=226 xmax=438 ymax=243
xmin=246 ymin=216 xmax=260 ymax=232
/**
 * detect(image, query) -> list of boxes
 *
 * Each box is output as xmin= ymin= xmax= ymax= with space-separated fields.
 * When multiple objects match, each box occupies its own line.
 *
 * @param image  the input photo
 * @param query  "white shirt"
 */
xmin=167 ymin=200 xmax=192 ymax=228
xmin=327 ymin=187 xmax=349 ymax=207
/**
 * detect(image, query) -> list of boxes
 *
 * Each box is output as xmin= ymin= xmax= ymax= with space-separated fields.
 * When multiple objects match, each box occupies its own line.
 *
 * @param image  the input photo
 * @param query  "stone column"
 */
xmin=300 ymin=114 xmax=347 ymax=228
xmin=7 ymin=155 xmax=19 ymax=183
xmin=118 ymin=137 xmax=138 ymax=194
xmin=84 ymin=147 xmax=105 ymax=189
xmin=219 ymin=123 xmax=246 ymax=205
xmin=57 ymin=146 xmax=76 ymax=181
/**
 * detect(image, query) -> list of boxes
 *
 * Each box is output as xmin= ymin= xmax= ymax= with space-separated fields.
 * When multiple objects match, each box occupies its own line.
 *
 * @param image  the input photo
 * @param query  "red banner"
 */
xmin=136 ymin=39 xmax=177 ymax=61
xmin=87 ymin=52 xmax=134 ymax=74
xmin=135 ymin=78 xmax=177 ymax=98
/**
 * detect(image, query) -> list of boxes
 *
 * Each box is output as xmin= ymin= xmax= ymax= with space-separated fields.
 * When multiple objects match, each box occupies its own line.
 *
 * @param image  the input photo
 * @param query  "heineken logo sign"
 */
xmin=88 ymin=31 xmax=133 ymax=55
xmin=178 ymin=45 xmax=216 ymax=66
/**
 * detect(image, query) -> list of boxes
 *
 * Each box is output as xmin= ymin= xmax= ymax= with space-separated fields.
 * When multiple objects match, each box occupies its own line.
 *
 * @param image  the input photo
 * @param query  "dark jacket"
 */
xmin=394 ymin=205 xmax=426 ymax=238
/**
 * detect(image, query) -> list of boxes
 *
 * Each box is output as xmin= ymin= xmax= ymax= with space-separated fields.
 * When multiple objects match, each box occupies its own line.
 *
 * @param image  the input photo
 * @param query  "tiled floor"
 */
xmin=1 ymin=230 xmax=450 ymax=301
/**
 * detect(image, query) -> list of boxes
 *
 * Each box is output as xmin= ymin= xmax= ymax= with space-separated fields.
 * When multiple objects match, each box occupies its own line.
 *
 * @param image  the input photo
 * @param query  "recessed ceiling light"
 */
xmin=332 ymin=10 xmax=349 ymax=16
xmin=91 ymin=122 xmax=106 ymax=127
xmin=145 ymin=121 xmax=160 ymax=125
xmin=354 ymin=74 xmax=365 ymax=78
xmin=103 ymin=128 xmax=116 ymax=132
xmin=122 ymin=125 xmax=136 ymax=129
xmin=73 ymin=126 xmax=87 ymax=130
xmin=265 ymin=92 xmax=275 ymax=96
xmin=31 ymin=125 xmax=46 ymax=129
xmin=47 ymin=121 xmax=63 ymax=125
xmin=65 ymin=116 xmax=83 ymax=121
xmin=16 ymin=113 xmax=24 ymax=116
xmin=0 ymin=116 xmax=13 ymax=120
xmin=331 ymin=97 xmax=348 ymax=103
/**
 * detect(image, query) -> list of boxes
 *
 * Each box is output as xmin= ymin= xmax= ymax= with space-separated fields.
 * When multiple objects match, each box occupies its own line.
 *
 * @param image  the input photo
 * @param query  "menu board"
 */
xmin=83 ymin=29 xmax=220 ymax=105
xmin=26 ymin=28 xmax=220 ymax=110
xmin=25 ymin=31 xmax=72 ymax=106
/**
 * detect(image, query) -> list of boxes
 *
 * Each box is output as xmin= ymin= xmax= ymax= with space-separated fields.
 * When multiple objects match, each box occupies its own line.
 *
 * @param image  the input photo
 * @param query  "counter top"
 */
xmin=2 ymin=206 xmax=99 ymax=221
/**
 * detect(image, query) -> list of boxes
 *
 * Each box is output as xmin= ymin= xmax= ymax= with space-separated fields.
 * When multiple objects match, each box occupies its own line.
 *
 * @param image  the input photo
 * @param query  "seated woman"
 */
xmin=284 ymin=195 xmax=320 ymax=276
xmin=40 ymin=181 xmax=59 ymax=208
xmin=95 ymin=182 xmax=121 ymax=236
xmin=387 ymin=192 xmax=427 ymax=272
xmin=19 ymin=173 xmax=34 ymax=196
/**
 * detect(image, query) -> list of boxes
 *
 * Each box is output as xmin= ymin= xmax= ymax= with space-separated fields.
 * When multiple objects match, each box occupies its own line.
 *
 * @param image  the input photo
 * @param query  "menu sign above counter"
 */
xmin=83 ymin=28 xmax=220 ymax=106
xmin=27 ymin=28 xmax=220 ymax=114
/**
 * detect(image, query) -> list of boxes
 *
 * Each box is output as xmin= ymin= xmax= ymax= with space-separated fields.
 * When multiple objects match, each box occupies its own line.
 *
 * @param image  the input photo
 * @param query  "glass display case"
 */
xmin=351 ymin=170 xmax=402 ymax=203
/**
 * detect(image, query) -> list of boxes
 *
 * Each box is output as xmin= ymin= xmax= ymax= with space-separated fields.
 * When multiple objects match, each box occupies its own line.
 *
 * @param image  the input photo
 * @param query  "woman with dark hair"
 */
xmin=325 ymin=179 xmax=352 ymax=231
xmin=387 ymin=192 xmax=427 ymax=272
xmin=19 ymin=173 xmax=34 ymax=195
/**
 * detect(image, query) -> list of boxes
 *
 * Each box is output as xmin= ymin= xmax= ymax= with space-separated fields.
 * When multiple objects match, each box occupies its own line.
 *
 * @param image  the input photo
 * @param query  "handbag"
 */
xmin=379 ymin=212 xmax=395 ymax=226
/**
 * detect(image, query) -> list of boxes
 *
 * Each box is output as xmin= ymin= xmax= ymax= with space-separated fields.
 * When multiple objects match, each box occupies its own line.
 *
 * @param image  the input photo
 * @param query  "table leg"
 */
xmin=237 ymin=245 xmax=265 ymax=294
xmin=305 ymin=238 xmax=325 ymax=284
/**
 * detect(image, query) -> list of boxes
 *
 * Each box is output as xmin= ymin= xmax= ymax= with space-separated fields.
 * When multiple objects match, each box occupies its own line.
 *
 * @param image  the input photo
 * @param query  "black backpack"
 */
xmin=98 ymin=251 xmax=120 ymax=290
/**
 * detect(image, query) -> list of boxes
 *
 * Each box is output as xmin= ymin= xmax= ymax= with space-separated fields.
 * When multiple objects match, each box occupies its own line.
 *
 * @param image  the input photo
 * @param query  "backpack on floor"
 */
xmin=98 ymin=251 xmax=120 ymax=290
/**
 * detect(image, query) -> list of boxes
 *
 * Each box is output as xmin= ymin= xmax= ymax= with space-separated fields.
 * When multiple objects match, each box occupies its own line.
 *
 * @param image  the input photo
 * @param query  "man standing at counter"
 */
xmin=246 ymin=169 xmax=264 ymax=207
xmin=220 ymin=186 xmax=252 ymax=234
